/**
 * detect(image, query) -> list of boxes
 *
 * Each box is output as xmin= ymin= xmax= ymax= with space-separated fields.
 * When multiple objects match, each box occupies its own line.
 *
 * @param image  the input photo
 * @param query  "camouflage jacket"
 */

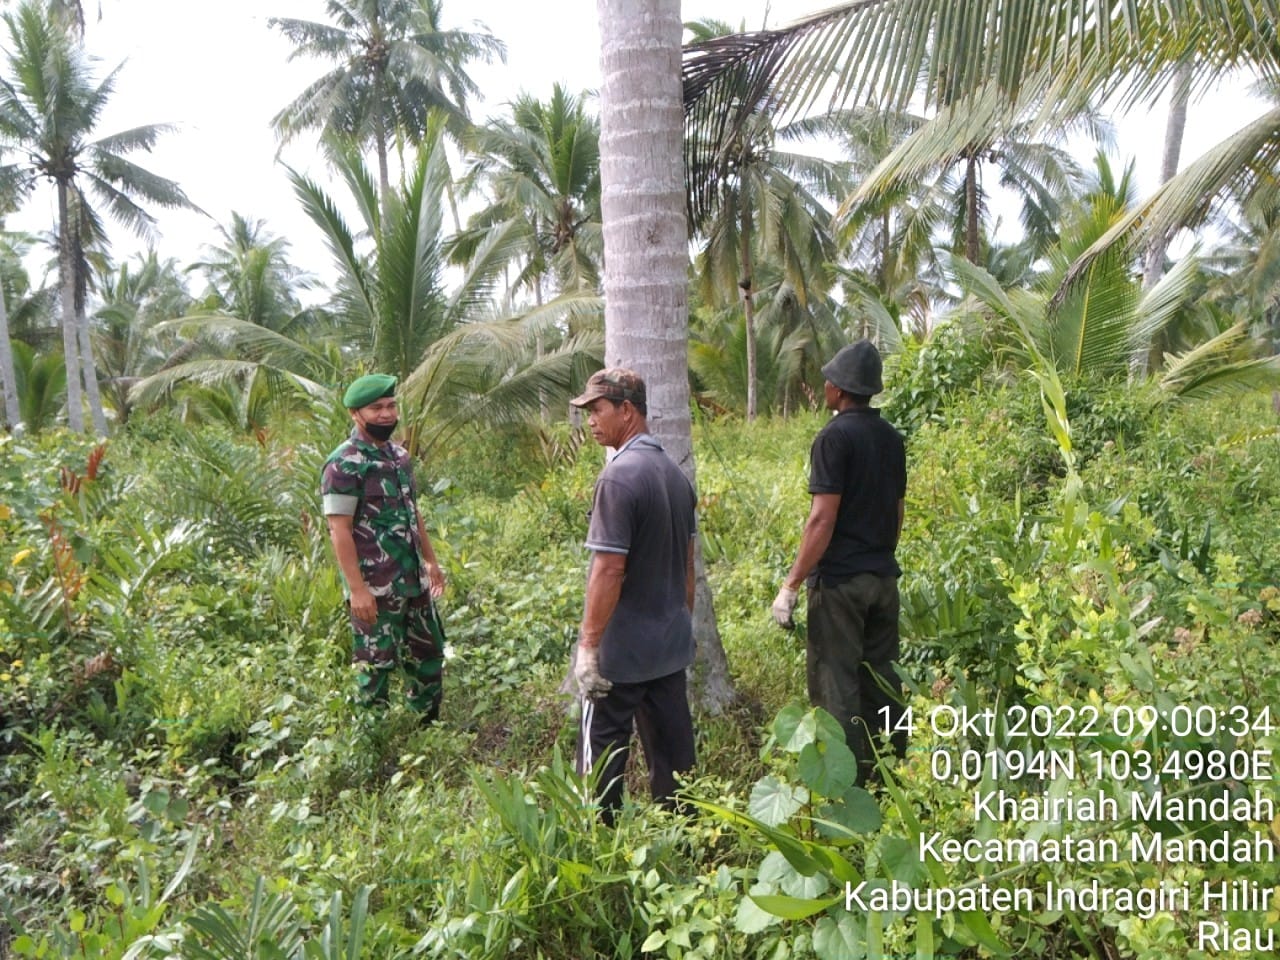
xmin=320 ymin=429 xmax=428 ymax=598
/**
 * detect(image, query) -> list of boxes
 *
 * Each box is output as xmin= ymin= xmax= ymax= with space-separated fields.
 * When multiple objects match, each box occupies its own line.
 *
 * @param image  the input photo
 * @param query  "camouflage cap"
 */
xmin=570 ymin=367 xmax=647 ymax=408
xmin=342 ymin=373 xmax=397 ymax=409
xmin=821 ymin=340 xmax=883 ymax=396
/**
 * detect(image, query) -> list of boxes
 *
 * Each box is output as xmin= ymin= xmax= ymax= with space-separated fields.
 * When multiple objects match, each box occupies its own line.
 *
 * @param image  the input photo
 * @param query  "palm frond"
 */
xmin=684 ymin=0 xmax=1280 ymax=229
xmin=151 ymin=313 xmax=337 ymax=377
xmin=128 ymin=358 xmax=329 ymax=410
xmin=1131 ymin=250 xmax=1204 ymax=350
xmin=1158 ymin=321 xmax=1280 ymax=400
xmin=288 ymin=166 xmax=378 ymax=327
xmin=1053 ymin=105 xmax=1280 ymax=309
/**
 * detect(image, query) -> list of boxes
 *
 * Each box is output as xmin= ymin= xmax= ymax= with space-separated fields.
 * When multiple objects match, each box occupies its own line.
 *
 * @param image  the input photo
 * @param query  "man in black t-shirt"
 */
xmin=773 ymin=340 xmax=908 ymax=783
xmin=569 ymin=368 xmax=698 ymax=823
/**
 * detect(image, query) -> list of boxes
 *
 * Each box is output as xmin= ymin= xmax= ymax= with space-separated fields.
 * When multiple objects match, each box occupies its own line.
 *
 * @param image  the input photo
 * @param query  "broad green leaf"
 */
xmin=734 ymin=893 xmax=781 ymax=933
xmin=813 ymin=911 xmax=866 ymax=960
xmin=773 ymin=703 xmax=811 ymax=751
xmin=640 ymin=930 xmax=666 ymax=952
xmin=761 ymin=846 xmax=850 ymax=891
xmin=843 ymin=785 xmax=882 ymax=831
xmin=751 ymin=893 xmax=844 ymax=921
xmin=749 ymin=775 xmax=807 ymax=827
xmin=878 ymin=835 xmax=925 ymax=886
xmin=868 ymin=907 xmax=884 ymax=957
xmin=758 ymin=850 xmax=799 ymax=885
xmin=812 ymin=708 xmax=849 ymax=747
xmin=916 ymin=908 xmax=936 ymax=959
xmin=815 ymin=784 xmax=881 ymax=838
xmin=798 ymin=739 xmax=858 ymax=797
xmin=167 ymin=796 xmax=190 ymax=823
xmin=555 ymin=858 xmax=594 ymax=890
xmin=143 ymin=788 xmax=170 ymax=816
xmin=780 ymin=866 xmax=831 ymax=901
xmin=808 ymin=843 xmax=863 ymax=885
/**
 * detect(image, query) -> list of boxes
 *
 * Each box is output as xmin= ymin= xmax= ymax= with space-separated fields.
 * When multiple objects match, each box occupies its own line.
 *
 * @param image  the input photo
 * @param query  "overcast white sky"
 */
xmin=8 ymin=0 xmax=1269 ymax=289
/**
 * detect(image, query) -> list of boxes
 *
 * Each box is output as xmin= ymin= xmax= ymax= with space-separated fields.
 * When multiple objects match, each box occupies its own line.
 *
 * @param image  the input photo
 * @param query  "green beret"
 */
xmin=342 ymin=373 xmax=397 ymax=409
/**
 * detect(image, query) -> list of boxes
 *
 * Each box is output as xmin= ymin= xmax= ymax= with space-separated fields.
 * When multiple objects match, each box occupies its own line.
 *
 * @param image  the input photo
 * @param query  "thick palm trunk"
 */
xmin=597 ymin=0 xmax=733 ymax=712
xmin=1143 ymin=64 xmax=1192 ymax=290
xmin=0 ymin=286 xmax=18 ymax=431
xmin=371 ymin=9 xmax=393 ymax=214
xmin=964 ymin=151 xmax=981 ymax=263
xmin=60 ymin=186 xmax=107 ymax=434
xmin=878 ymin=210 xmax=891 ymax=291
xmin=740 ymin=200 xmax=758 ymax=420
xmin=76 ymin=298 xmax=107 ymax=435
xmin=1139 ymin=61 xmax=1192 ymax=375
xmin=375 ymin=121 xmax=392 ymax=214
xmin=57 ymin=185 xmax=85 ymax=433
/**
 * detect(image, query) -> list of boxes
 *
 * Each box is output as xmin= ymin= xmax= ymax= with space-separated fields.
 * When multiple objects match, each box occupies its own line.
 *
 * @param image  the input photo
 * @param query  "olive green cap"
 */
xmin=342 ymin=373 xmax=397 ymax=409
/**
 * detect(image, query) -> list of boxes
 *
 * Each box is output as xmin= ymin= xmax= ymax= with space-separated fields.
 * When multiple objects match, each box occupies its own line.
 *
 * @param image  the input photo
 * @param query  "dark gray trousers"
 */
xmin=577 ymin=668 xmax=695 ymax=823
xmin=807 ymin=573 xmax=906 ymax=782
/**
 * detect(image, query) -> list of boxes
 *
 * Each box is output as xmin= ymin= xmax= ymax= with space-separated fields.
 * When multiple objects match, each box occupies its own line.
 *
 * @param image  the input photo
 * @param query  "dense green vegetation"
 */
xmin=2 ymin=0 xmax=1280 ymax=956
xmin=2 ymin=358 xmax=1277 ymax=957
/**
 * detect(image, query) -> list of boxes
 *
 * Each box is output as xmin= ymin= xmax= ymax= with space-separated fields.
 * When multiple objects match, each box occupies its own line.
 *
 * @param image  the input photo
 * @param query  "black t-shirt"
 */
xmin=584 ymin=435 xmax=697 ymax=683
xmin=808 ymin=407 xmax=906 ymax=581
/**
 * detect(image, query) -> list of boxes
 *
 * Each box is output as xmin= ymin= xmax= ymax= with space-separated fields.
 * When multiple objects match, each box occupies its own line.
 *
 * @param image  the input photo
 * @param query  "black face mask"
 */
xmin=363 ymin=419 xmax=398 ymax=442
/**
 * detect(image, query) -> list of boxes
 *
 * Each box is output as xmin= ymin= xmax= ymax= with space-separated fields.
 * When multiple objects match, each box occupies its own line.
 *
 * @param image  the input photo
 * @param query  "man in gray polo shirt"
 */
xmin=570 ymin=367 xmax=697 ymax=824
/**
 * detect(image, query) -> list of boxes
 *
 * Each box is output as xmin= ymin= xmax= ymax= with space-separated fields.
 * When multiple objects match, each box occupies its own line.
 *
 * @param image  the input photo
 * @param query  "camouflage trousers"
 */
xmin=350 ymin=592 xmax=445 ymax=717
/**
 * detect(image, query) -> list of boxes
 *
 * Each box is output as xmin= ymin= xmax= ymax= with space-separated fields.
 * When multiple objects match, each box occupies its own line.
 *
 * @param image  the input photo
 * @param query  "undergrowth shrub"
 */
xmin=3 ymin=376 xmax=1279 ymax=960
xmin=880 ymin=318 xmax=997 ymax=438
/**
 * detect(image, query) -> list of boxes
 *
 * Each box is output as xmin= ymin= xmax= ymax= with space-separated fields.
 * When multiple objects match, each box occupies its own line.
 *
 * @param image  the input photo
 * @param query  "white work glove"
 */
xmin=772 ymin=585 xmax=799 ymax=628
xmin=574 ymin=644 xmax=612 ymax=700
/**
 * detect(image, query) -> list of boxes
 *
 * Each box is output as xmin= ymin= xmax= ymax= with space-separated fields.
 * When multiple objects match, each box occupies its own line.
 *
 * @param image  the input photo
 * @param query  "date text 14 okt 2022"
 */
xmin=879 ymin=703 xmax=1276 ymax=741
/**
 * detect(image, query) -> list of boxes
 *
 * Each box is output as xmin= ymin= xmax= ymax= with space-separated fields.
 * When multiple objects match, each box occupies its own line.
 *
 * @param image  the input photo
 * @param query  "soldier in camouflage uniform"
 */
xmin=321 ymin=373 xmax=447 ymax=718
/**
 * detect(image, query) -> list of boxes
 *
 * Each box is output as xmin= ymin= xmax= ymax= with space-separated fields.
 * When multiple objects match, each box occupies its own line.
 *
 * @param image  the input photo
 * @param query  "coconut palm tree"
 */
xmin=186 ymin=213 xmax=318 ymax=333
xmin=598 ymin=0 xmax=733 ymax=710
xmin=92 ymin=252 xmax=192 ymax=424
xmin=1195 ymin=172 xmax=1280 ymax=357
xmin=294 ymin=133 xmax=455 ymax=393
xmin=9 ymin=338 xmax=65 ymax=430
xmin=290 ymin=128 xmax=600 ymax=456
xmin=0 ymin=0 xmax=192 ymax=434
xmin=690 ymin=262 xmax=847 ymax=416
xmin=685 ymin=18 xmax=839 ymax=420
xmin=947 ymin=151 xmax=1280 ymax=398
xmin=270 ymin=0 xmax=504 ymax=206
xmin=683 ymin=0 xmax=1280 ymax=327
xmin=689 ymin=119 xmax=838 ymax=419
xmin=0 ymin=231 xmax=57 ymax=351
xmin=127 ymin=216 xmax=337 ymax=428
xmin=783 ymin=107 xmax=950 ymax=338
xmin=451 ymin=84 xmax=602 ymax=307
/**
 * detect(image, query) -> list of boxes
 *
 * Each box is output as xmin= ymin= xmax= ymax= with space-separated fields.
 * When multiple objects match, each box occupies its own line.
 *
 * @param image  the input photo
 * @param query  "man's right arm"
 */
xmin=580 ymin=550 xmax=627 ymax=650
xmin=326 ymin=515 xmax=377 ymax=623
xmin=784 ymin=493 xmax=842 ymax=591
xmin=772 ymin=492 xmax=840 ymax=628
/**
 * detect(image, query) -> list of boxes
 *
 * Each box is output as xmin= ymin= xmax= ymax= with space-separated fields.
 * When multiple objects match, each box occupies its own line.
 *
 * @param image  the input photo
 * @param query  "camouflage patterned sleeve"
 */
xmin=320 ymin=454 xmax=362 ymax=516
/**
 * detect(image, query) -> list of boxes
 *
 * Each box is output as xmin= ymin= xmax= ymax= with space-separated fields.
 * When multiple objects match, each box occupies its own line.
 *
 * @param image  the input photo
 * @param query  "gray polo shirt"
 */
xmin=585 ymin=434 xmax=697 ymax=683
